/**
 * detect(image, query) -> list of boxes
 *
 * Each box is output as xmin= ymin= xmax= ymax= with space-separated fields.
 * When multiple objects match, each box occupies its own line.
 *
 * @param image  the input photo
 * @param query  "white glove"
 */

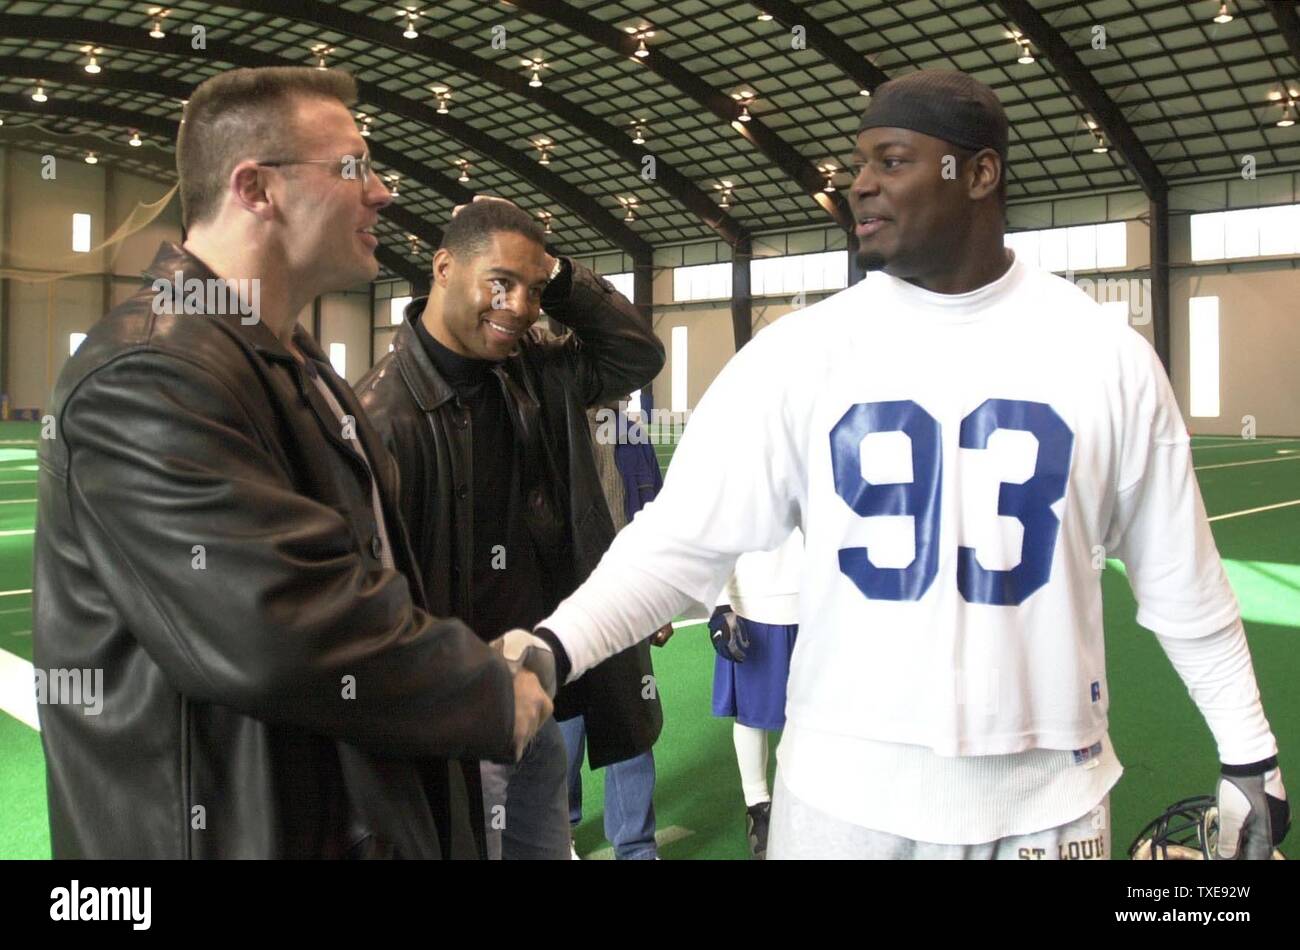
xmin=491 ymin=629 xmax=557 ymax=699
xmin=1216 ymin=758 xmax=1289 ymax=859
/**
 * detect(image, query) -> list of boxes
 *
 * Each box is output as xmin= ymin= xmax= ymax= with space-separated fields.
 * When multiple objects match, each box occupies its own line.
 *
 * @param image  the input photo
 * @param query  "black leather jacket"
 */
xmin=34 ymin=243 xmax=514 ymax=858
xmin=355 ymin=262 xmax=665 ymax=768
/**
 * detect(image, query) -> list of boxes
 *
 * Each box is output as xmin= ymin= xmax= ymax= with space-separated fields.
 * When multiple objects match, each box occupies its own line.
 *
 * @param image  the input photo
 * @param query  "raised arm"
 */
xmin=535 ymin=259 xmax=665 ymax=407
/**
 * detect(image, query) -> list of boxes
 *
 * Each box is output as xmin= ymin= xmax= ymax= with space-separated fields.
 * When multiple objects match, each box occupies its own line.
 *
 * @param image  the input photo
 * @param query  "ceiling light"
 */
xmin=523 ymin=58 xmax=546 ymax=88
xmin=31 ymin=83 xmax=47 ymax=103
xmin=859 ymin=88 xmax=871 ymax=97
xmin=757 ymin=11 xmax=773 ymax=21
xmin=129 ymin=130 xmax=142 ymax=147
xmin=402 ymin=8 xmax=419 ymax=39
xmin=82 ymin=46 xmax=103 ymax=74
xmin=632 ymin=123 xmax=646 ymax=145
xmin=1279 ymin=100 xmax=1297 ymax=128
xmin=1091 ymin=133 xmax=1109 ymax=154
xmin=624 ymin=25 xmax=655 ymax=58
xmin=456 ymin=160 xmax=470 ymax=183
xmin=732 ymin=89 xmax=755 ymax=122
xmin=626 ymin=25 xmax=655 ymax=36
xmin=148 ymin=7 xmax=169 ymax=39
xmin=1017 ymin=42 xmax=1034 ymax=65
xmin=388 ymin=174 xmax=400 ymax=197
xmin=312 ymin=44 xmax=334 ymax=70
xmin=84 ymin=151 xmax=98 ymax=164
xmin=1213 ymin=2 xmax=1233 ymax=25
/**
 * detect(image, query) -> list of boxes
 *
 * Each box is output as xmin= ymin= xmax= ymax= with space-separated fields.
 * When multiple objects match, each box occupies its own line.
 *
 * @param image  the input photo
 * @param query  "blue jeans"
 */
xmin=479 ymin=716 xmax=571 ymax=860
xmin=558 ymin=715 xmax=658 ymax=860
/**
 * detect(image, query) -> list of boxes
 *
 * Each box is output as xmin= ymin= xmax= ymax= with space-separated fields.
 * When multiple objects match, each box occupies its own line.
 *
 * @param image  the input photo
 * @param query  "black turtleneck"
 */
xmin=412 ymin=315 xmax=548 ymax=642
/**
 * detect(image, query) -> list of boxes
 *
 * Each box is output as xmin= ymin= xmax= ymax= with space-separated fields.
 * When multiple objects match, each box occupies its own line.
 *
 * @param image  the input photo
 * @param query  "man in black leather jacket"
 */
xmin=355 ymin=197 xmax=665 ymax=858
xmin=33 ymin=67 xmax=551 ymax=858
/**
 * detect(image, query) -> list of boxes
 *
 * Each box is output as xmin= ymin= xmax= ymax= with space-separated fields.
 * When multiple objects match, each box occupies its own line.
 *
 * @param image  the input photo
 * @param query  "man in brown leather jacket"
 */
xmin=355 ymin=198 xmax=665 ymax=858
xmin=32 ymin=67 xmax=551 ymax=858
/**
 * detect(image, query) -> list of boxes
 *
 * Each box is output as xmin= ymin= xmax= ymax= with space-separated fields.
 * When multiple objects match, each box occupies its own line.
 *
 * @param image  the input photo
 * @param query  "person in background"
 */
xmin=710 ymin=529 xmax=803 ymax=859
xmin=559 ymin=402 xmax=674 ymax=860
xmin=356 ymin=201 xmax=664 ymax=858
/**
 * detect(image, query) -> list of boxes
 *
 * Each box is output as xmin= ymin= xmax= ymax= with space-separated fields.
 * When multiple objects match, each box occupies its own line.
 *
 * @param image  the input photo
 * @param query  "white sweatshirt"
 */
xmin=537 ymin=254 xmax=1277 ymax=841
xmin=718 ymin=528 xmax=804 ymax=626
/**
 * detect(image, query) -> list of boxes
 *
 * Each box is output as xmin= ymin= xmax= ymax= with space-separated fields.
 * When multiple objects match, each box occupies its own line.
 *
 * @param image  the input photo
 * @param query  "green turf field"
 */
xmin=0 ymin=421 xmax=1295 ymax=860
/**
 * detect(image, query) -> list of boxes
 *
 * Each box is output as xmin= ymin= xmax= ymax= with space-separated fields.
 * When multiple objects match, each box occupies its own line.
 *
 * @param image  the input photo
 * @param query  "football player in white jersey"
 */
xmin=515 ymin=69 xmax=1289 ymax=859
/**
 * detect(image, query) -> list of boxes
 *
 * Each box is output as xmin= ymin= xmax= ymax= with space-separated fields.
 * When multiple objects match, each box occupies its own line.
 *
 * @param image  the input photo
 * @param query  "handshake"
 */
xmin=491 ymin=629 xmax=557 ymax=762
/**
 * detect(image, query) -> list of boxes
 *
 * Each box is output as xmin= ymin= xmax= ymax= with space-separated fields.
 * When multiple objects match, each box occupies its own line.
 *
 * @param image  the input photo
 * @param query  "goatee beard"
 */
xmin=856 ymin=250 xmax=887 ymax=272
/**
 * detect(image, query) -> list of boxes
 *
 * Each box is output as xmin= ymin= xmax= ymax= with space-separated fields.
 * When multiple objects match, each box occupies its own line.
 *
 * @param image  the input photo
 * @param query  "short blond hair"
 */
xmin=176 ymin=67 xmax=358 ymax=228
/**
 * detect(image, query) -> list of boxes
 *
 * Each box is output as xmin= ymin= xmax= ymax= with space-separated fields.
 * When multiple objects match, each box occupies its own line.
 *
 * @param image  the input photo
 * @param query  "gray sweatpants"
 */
xmin=768 ymin=767 xmax=1110 ymax=860
xmin=479 ymin=716 xmax=571 ymax=860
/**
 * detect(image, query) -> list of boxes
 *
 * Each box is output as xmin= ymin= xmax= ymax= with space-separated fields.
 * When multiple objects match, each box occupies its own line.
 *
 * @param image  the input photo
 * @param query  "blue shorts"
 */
xmin=711 ymin=618 xmax=798 ymax=731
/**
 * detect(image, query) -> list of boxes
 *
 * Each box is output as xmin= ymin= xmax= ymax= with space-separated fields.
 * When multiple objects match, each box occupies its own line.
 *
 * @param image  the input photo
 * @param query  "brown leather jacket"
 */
xmin=355 ymin=261 xmax=665 ymax=768
xmin=34 ymin=242 xmax=513 ymax=858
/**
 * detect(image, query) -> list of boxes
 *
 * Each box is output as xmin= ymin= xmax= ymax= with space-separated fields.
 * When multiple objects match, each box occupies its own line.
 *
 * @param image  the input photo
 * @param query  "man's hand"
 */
xmin=511 ymin=670 xmax=552 ymax=762
xmin=709 ymin=605 xmax=748 ymax=663
xmin=492 ymin=629 xmax=558 ymax=760
xmin=1216 ymin=758 xmax=1289 ymax=859
xmin=650 ymin=623 xmax=674 ymax=647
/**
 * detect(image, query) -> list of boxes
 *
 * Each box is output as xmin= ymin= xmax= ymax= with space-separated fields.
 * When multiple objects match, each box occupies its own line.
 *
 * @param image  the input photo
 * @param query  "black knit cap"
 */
xmin=858 ymin=69 xmax=1008 ymax=158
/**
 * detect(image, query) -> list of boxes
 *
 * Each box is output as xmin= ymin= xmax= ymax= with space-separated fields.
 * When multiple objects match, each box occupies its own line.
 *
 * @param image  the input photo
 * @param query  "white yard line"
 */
xmin=0 ymin=589 xmax=33 ymax=598
xmin=580 ymin=825 xmax=694 ymax=860
xmin=1195 ymin=456 xmax=1300 ymax=472
xmin=1191 ymin=438 xmax=1300 ymax=451
xmin=0 ymin=649 xmax=39 ymax=731
xmin=0 ymin=499 xmax=36 ymax=505
xmin=1208 ymin=499 xmax=1300 ymax=523
xmin=0 ymin=529 xmax=34 ymax=537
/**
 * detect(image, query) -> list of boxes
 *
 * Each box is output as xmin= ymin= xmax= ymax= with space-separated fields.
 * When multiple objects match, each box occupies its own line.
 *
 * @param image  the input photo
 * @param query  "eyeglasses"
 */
xmin=257 ymin=155 xmax=377 ymax=186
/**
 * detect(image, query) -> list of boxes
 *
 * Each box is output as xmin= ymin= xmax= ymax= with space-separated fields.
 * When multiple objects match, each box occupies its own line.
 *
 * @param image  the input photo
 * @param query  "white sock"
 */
xmin=733 ymin=723 xmax=770 ymax=807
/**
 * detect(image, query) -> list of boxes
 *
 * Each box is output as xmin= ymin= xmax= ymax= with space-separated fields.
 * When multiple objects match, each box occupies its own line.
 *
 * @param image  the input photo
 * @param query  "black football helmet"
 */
xmin=1129 ymin=795 xmax=1286 ymax=860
